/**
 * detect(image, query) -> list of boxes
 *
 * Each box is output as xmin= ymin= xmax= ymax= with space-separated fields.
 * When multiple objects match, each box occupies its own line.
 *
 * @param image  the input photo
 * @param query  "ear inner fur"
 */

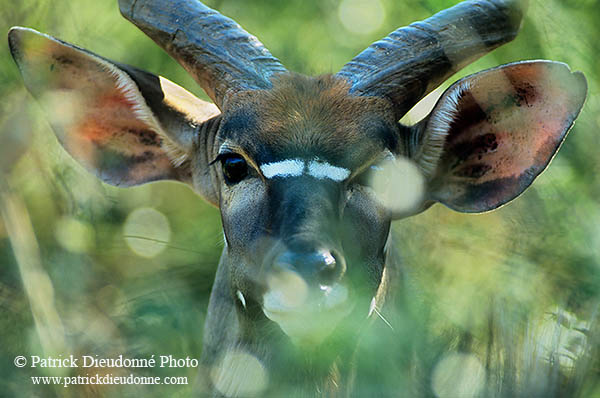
xmin=413 ymin=61 xmax=587 ymax=213
xmin=8 ymin=27 xmax=220 ymax=187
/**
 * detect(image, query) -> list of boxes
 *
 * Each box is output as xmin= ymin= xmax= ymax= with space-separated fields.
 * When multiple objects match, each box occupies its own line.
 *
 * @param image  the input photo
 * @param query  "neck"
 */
xmin=200 ymin=242 xmax=400 ymax=396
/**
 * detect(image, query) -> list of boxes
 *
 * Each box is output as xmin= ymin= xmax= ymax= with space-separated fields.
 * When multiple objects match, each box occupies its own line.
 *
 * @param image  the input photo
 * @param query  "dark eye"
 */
xmin=220 ymin=155 xmax=248 ymax=184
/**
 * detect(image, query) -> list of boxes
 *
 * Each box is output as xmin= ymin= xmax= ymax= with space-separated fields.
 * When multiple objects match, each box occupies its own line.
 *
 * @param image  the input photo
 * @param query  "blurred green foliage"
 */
xmin=0 ymin=0 xmax=599 ymax=397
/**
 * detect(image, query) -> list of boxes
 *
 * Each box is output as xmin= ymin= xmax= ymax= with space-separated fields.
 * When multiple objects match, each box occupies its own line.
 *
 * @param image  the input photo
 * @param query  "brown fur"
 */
xmin=227 ymin=73 xmax=399 ymax=168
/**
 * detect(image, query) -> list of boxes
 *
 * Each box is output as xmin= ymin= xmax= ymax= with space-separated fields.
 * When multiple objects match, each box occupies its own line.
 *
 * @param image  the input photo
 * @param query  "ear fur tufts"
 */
xmin=101 ymin=59 xmax=190 ymax=168
xmin=416 ymin=80 xmax=471 ymax=178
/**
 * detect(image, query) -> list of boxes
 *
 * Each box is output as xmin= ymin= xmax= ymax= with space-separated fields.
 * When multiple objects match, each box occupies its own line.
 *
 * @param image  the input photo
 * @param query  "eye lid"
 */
xmin=208 ymin=144 xmax=255 ymax=185
xmin=210 ymin=143 xmax=242 ymax=165
xmin=210 ymin=151 xmax=242 ymax=166
xmin=210 ymin=143 xmax=261 ymax=173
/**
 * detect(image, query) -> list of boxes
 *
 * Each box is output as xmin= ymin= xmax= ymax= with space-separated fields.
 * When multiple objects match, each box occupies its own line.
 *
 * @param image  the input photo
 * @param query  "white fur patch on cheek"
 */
xmin=307 ymin=160 xmax=350 ymax=181
xmin=260 ymin=159 xmax=304 ymax=178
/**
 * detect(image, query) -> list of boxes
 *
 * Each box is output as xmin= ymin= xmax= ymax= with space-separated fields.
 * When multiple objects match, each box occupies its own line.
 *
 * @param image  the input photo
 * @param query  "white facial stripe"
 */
xmin=307 ymin=160 xmax=350 ymax=181
xmin=260 ymin=159 xmax=304 ymax=178
xmin=260 ymin=158 xmax=350 ymax=181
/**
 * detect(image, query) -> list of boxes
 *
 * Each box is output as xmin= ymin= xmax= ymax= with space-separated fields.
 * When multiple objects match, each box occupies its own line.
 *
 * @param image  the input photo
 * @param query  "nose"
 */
xmin=273 ymin=247 xmax=346 ymax=286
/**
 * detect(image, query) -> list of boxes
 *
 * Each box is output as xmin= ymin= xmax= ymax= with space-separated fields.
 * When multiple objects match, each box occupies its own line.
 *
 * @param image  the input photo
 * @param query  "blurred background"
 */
xmin=0 ymin=0 xmax=598 ymax=397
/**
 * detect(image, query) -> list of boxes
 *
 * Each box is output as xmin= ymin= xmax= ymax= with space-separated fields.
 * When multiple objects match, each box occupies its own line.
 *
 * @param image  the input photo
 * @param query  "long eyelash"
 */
xmin=209 ymin=155 xmax=223 ymax=166
xmin=209 ymin=153 xmax=231 ymax=166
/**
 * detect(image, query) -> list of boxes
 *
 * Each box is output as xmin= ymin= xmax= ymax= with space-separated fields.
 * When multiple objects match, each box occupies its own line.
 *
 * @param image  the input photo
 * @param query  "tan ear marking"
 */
xmin=102 ymin=60 xmax=191 ymax=168
xmin=9 ymin=27 xmax=214 ymax=187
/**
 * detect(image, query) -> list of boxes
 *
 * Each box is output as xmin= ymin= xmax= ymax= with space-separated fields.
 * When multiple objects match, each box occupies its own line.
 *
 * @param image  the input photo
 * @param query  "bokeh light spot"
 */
xmin=211 ymin=350 xmax=268 ymax=397
xmin=371 ymin=156 xmax=425 ymax=215
xmin=265 ymin=269 xmax=309 ymax=310
xmin=123 ymin=207 xmax=171 ymax=258
xmin=338 ymin=0 xmax=385 ymax=35
xmin=431 ymin=352 xmax=485 ymax=398
xmin=54 ymin=216 xmax=95 ymax=253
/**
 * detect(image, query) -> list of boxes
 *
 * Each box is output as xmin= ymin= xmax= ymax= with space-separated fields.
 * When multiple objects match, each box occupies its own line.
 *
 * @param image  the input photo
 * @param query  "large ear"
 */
xmin=410 ymin=61 xmax=587 ymax=213
xmin=8 ymin=27 xmax=221 ymax=204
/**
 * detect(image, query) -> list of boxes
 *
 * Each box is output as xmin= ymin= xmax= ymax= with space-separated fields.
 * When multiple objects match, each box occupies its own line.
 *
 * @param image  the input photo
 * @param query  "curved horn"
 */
xmin=336 ymin=0 xmax=527 ymax=119
xmin=118 ymin=0 xmax=287 ymax=110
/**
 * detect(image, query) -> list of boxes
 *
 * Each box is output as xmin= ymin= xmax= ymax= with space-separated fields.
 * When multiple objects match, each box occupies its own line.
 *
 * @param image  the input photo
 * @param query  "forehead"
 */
xmin=220 ymin=74 xmax=398 ymax=169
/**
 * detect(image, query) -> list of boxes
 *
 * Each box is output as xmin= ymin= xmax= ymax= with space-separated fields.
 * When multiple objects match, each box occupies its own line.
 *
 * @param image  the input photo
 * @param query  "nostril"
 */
xmin=316 ymin=250 xmax=336 ymax=283
xmin=272 ymin=248 xmax=345 ymax=286
xmin=316 ymin=249 xmax=344 ymax=286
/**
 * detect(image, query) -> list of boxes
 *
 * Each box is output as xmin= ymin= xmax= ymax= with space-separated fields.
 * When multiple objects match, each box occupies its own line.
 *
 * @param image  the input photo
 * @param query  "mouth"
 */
xmin=260 ymin=270 xmax=355 ymax=345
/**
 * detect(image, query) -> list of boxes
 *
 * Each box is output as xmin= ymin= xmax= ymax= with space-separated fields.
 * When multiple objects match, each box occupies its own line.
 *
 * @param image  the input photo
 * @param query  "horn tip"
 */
xmin=118 ymin=0 xmax=135 ymax=18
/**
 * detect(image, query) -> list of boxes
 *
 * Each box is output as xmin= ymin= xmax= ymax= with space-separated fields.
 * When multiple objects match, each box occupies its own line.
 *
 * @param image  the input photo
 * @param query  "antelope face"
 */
xmin=213 ymin=75 xmax=401 ymax=344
